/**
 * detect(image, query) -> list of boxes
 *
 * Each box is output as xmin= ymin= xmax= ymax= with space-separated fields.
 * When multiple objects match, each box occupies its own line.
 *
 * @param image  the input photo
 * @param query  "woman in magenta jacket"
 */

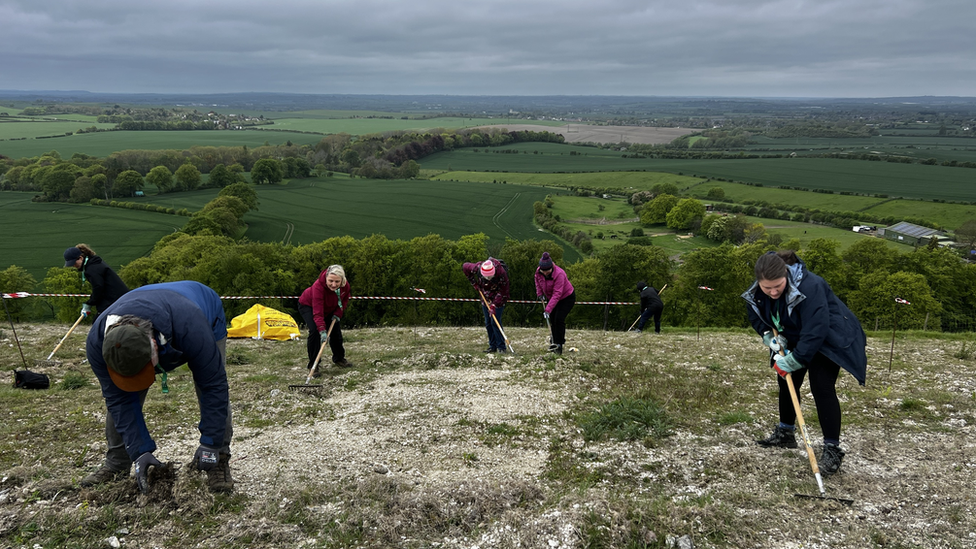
xmin=298 ymin=265 xmax=353 ymax=370
xmin=534 ymin=252 xmax=575 ymax=354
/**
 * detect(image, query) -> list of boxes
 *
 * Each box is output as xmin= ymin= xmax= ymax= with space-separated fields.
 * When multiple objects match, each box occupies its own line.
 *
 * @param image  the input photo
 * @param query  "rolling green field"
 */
xmin=263 ymin=115 xmax=559 ymax=135
xmin=0 ymin=114 xmax=564 ymax=160
xmin=0 ymin=192 xmax=186 ymax=282
xmin=243 ymin=176 xmax=572 ymax=254
xmin=434 ymin=169 xmax=703 ymax=193
xmin=0 ymin=129 xmax=324 ymax=159
xmin=0 ymin=119 xmax=115 ymax=140
xmin=546 ymin=194 xmax=912 ymax=256
xmin=423 ymin=145 xmax=976 ymax=202
xmin=862 ymin=199 xmax=976 ymax=229
xmin=1 ymin=175 xmax=580 ymax=282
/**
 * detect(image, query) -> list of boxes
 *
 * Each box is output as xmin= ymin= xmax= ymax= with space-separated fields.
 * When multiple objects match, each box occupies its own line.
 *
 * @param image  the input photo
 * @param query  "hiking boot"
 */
xmin=206 ymin=453 xmax=234 ymax=493
xmin=548 ymin=343 xmax=563 ymax=355
xmin=820 ymin=443 xmax=845 ymax=475
xmin=630 ymin=328 xmax=642 ymax=333
xmin=484 ymin=348 xmax=497 ymax=353
xmin=80 ymin=465 xmax=128 ymax=487
xmin=756 ymin=426 xmax=798 ymax=448
xmin=334 ymin=359 xmax=355 ymax=368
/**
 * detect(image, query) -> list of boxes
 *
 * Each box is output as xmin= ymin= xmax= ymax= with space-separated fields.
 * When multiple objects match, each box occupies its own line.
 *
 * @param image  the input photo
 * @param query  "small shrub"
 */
xmin=58 ymin=371 xmax=91 ymax=390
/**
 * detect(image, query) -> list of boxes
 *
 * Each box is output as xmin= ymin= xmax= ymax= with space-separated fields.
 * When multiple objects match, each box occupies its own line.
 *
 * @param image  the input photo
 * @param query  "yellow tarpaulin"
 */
xmin=226 ymin=304 xmax=301 ymax=340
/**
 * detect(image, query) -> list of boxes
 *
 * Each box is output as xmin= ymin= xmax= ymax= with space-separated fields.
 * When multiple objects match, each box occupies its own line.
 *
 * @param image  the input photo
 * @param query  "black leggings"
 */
xmin=775 ymin=352 xmax=842 ymax=443
xmin=298 ymin=304 xmax=345 ymax=367
xmin=548 ymin=292 xmax=576 ymax=345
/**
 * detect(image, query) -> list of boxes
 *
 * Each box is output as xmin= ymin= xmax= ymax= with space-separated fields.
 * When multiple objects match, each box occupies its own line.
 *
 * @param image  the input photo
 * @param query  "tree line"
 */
xmin=3 ymin=229 xmax=974 ymax=334
xmin=0 ymin=128 xmax=564 ymax=202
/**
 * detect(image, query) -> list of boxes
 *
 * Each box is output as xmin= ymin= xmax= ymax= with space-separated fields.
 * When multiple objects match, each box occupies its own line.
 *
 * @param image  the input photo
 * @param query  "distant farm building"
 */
xmin=878 ymin=221 xmax=946 ymax=246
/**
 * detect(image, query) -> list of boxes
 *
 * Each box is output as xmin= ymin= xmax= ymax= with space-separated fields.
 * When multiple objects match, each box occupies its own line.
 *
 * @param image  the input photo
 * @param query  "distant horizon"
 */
xmin=3 ymin=90 xmax=976 ymax=101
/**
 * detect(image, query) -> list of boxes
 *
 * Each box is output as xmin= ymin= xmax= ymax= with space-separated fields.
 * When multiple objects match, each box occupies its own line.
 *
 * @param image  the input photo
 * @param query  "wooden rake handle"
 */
xmin=772 ymin=327 xmax=827 ymax=497
xmin=628 ymin=284 xmax=668 ymax=331
xmin=305 ymin=316 xmax=338 ymax=384
xmin=47 ymin=314 xmax=86 ymax=360
xmin=477 ymin=288 xmax=514 ymax=354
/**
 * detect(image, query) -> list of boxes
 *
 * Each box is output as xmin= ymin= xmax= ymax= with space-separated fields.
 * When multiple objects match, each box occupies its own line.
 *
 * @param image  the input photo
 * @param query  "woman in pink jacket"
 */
xmin=534 ymin=252 xmax=575 ymax=354
xmin=298 ymin=265 xmax=353 ymax=371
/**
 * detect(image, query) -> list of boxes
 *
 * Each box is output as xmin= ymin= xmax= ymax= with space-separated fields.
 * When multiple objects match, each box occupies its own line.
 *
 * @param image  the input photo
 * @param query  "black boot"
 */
xmin=820 ymin=443 xmax=845 ymax=474
xmin=756 ymin=425 xmax=798 ymax=448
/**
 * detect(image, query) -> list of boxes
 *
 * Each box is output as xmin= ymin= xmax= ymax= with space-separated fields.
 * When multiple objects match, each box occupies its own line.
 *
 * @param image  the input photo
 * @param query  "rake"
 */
xmin=772 ymin=327 xmax=853 ymax=505
xmin=478 ymin=289 xmax=515 ymax=355
xmin=628 ymin=284 xmax=666 ymax=332
xmin=289 ymin=317 xmax=337 ymax=393
xmin=36 ymin=313 xmax=85 ymax=367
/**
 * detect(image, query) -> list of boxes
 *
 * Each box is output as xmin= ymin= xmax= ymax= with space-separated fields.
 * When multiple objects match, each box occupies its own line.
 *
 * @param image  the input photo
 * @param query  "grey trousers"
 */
xmin=103 ymin=339 xmax=233 ymax=470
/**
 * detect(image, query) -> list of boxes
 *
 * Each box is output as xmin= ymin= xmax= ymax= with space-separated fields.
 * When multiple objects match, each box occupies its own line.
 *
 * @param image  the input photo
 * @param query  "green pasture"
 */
xmin=549 ymin=195 xmax=637 ymax=222
xmin=748 ymin=216 xmax=910 ymax=251
xmin=424 ymin=147 xmax=976 ymax=202
xmin=434 ymin=170 xmax=703 ymax=194
xmin=544 ymin=192 xmax=914 ymax=257
xmin=684 ymin=180 xmax=884 ymax=211
xmin=0 ymin=119 xmax=115 ymax=140
xmin=745 ymin=134 xmax=976 ymax=165
xmin=242 ymin=176 xmax=583 ymax=258
xmin=0 ymin=192 xmax=186 ymax=282
xmin=862 ymin=199 xmax=976 ymax=230
xmin=264 ymin=115 xmax=562 ymax=135
xmin=0 ymin=129 xmax=323 ymax=160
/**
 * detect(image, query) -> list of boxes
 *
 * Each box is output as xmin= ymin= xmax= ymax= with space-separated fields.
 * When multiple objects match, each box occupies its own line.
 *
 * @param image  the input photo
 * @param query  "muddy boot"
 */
xmin=206 ymin=453 xmax=234 ymax=493
xmin=820 ymin=443 xmax=845 ymax=475
xmin=80 ymin=464 xmax=128 ymax=487
xmin=335 ymin=359 xmax=355 ymax=368
xmin=756 ymin=425 xmax=798 ymax=448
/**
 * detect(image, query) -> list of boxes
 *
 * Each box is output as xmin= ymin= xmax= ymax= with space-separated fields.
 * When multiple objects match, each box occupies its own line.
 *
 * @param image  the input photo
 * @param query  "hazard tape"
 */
xmin=3 ymin=292 xmax=637 ymax=306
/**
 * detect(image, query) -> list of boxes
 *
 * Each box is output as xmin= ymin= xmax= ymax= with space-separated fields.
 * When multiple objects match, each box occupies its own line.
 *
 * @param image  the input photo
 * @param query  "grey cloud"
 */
xmin=1 ymin=0 xmax=974 ymax=96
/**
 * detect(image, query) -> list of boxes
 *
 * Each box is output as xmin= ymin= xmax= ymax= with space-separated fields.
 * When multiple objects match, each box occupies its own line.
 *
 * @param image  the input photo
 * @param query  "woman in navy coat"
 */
xmin=742 ymin=250 xmax=867 ymax=474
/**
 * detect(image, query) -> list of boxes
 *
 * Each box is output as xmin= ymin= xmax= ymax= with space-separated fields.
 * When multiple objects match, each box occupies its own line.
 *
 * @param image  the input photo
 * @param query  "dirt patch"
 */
xmin=475 ymin=124 xmax=697 ymax=144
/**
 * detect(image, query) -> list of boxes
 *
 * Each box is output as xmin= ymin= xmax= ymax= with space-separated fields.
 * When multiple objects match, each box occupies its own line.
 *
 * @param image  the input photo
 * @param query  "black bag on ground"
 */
xmin=13 ymin=369 xmax=50 ymax=390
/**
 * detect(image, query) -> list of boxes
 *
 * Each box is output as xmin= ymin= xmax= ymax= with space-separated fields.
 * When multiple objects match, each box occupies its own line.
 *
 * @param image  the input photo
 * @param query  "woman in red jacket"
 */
xmin=298 ymin=265 xmax=353 ymax=371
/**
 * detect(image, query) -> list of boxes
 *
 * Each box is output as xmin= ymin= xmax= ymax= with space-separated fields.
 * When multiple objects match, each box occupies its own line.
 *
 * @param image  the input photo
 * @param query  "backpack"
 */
xmin=13 ymin=369 xmax=50 ymax=390
xmin=489 ymin=257 xmax=508 ymax=277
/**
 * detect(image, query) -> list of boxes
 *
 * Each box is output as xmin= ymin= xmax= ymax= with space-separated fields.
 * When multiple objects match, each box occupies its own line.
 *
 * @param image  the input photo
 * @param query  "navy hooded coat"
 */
xmin=741 ymin=258 xmax=867 ymax=385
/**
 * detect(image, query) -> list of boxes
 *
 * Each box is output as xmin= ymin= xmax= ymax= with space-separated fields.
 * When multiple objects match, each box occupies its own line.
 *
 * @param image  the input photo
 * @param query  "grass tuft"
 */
xmin=577 ymin=396 xmax=673 ymax=443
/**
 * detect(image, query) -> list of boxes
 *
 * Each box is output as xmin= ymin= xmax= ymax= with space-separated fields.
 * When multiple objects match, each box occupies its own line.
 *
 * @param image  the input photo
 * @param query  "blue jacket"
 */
xmin=741 ymin=259 xmax=867 ymax=385
xmin=86 ymin=281 xmax=229 ymax=460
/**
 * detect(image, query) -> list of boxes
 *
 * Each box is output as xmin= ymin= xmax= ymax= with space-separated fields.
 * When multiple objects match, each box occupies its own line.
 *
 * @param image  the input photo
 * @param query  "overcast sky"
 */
xmin=1 ymin=0 xmax=973 ymax=98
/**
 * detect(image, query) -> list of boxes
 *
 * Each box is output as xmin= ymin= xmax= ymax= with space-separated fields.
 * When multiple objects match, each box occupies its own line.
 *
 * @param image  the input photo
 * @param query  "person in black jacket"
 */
xmin=632 ymin=281 xmax=664 ymax=333
xmin=741 ymin=250 xmax=867 ymax=474
xmin=64 ymin=244 xmax=129 ymax=319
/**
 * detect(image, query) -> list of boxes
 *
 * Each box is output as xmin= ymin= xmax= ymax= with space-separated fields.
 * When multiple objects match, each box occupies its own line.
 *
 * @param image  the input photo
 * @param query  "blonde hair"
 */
xmin=75 ymin=243 xmax=96 ymax=258
xmin=325 ymin=264 xmax=346 ymax=286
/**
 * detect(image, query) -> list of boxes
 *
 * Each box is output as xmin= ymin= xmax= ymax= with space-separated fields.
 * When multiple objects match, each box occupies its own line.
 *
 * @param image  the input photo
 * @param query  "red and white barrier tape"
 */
xmin=3 ymin=292 xmax=636 ymax=306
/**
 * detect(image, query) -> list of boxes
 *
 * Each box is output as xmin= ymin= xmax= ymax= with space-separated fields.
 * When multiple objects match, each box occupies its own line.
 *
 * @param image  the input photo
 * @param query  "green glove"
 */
xmin=772 ymin=352 xmax=802 ymax=377
xmin=762 ymin=331 xmax=787 ymax=353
